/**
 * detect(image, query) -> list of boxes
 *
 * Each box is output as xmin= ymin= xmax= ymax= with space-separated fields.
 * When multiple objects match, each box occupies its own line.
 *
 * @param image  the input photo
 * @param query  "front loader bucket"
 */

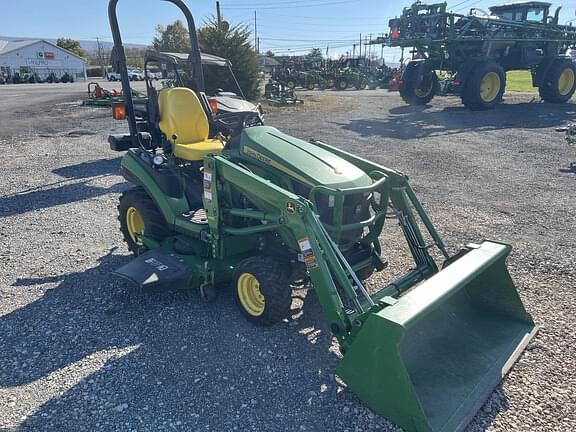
xmin=337 ymin=241 xmax=537 ymax=432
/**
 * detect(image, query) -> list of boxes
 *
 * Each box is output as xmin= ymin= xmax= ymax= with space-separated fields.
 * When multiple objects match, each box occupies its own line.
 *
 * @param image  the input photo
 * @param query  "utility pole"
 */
xmin=254 ymin=10 xmax=258 ymax=53
xmin=352 ymin=43 xmax=356 ymax=57
xmin=216 ymin=1 xmax=222 ymax=29
xmin=380 ymin=32 xmax=385 ymax=65
xmin=359 ymin=33 xmax=362 ymax=58
xmin=96 ymin=37 xmax=105 ymax=78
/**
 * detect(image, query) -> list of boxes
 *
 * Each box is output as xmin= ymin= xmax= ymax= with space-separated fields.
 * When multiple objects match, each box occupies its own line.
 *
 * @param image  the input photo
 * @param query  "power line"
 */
xmin=223 ymin=0 xmax=356 ymax=10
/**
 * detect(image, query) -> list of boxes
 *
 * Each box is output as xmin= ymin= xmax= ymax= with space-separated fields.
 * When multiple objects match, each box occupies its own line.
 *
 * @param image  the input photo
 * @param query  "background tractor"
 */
xmin=389 ymin=1 xmax=576 ymax=109
xmin=106 ymin=1 xmax=537 ymax=431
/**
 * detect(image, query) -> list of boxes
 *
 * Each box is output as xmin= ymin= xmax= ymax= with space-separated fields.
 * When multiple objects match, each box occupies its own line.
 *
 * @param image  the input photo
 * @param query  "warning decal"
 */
xmin=298 ymin=237 xmax=318 ymax=270
xmin=203 ymin=169 xmax=212 ymax=202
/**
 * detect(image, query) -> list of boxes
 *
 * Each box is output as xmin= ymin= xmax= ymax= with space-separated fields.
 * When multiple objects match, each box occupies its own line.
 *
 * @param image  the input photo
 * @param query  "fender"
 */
xmin=121 ymin=150 xmax=189 ymax=226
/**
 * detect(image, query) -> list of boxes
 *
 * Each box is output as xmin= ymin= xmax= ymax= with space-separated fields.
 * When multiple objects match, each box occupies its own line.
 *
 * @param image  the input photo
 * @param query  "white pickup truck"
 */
xmin=106 ymin=69 xmax=145 ymax=81
xmin=106 ymin=71 xmax=122 ymax=81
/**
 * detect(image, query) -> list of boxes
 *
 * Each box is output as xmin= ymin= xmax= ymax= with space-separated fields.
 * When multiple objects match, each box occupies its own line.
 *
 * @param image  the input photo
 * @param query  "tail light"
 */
xmin=208 ymin=97 xmax=218 ymax=113
xmin=112 ymin=102 xmax=126 ymax=120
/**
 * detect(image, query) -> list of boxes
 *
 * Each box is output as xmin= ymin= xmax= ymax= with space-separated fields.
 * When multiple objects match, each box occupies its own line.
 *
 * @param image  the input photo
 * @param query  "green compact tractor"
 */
xmin=107 ymin=1 xmax=536 ymax=431
xmin=389 ymin=1 xmax=576 ymax=109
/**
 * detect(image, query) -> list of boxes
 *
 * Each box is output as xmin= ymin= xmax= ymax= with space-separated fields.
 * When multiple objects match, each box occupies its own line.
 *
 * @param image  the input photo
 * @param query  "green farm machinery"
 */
xmin=83 ymin=82 xmax=148 ymax=107
xmin=389 ymin=1 xmax=576 ymax=109
xmin=264 ymin=80 xmax=304 ymax=106
xmin=107 ymin=1 xmax=536 ymax=431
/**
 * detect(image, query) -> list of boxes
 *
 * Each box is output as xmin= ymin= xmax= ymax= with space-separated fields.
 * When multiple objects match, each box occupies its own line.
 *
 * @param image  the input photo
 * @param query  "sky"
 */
xmin=2 ymin=0 xmax=576 ymax=63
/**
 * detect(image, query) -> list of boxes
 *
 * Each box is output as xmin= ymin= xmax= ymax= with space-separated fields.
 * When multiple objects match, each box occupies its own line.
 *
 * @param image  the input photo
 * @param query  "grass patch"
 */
xmin=506 ymin=70 xmax=537 ymax=93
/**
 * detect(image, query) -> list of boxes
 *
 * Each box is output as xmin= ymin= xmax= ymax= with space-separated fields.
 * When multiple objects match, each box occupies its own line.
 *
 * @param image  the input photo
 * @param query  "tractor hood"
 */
xmin=239 ymin=126 xmax=373 ymax=189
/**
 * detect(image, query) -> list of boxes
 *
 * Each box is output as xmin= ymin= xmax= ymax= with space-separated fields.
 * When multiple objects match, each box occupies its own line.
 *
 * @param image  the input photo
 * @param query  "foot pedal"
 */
xmin=113 ymin=250 xmax=192 ymax=291
xmin=180 ymin=209 xmax=208 ymax=225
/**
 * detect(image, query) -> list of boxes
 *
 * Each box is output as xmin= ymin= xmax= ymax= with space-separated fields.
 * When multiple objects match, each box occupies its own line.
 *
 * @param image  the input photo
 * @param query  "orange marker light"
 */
xmin=208 ymin=97 xmax=218 ymax=114
xmin=112 ymin=103 xmax=126 ymax=120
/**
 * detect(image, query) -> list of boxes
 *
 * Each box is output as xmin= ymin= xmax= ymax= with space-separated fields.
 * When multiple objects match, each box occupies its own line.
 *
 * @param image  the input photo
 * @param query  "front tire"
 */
xmin=233 ymin=256 xmax=292 ymax=326
xmin=539 ymin=59 xmax=576 ymax=103
xmin=399 ymin=63 xmax=438 ymax=105
xmin=355 ymin=79 xmax=368 ymax=90
xmin=118 ymin=187 xmax=169 ymax=255
xmin=461 ymin=61 xmax=505 ymax=110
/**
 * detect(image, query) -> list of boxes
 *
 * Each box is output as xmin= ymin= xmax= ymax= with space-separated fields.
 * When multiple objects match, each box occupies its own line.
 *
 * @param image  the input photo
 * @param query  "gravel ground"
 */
xmin=0 ymin=83 xmax=575 ymax=432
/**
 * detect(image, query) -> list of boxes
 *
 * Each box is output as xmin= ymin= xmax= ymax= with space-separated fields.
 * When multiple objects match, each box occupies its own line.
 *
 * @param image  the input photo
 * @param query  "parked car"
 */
xmin=128 ymin=69 xmax=145 ymax=81
xmin=107 ymin=71 xmax=122 ymax=81
xmin=145 ymin=70 xmax=162 ymax=80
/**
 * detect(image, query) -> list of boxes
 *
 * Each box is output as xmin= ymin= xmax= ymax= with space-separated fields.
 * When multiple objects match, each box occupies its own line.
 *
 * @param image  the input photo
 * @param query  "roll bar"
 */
xmin=108 ymin=0 xmax=205 ymax=143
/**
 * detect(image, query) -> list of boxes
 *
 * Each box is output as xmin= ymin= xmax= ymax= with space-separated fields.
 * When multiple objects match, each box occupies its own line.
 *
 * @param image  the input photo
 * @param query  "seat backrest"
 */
xmin=158 ymin=87 xmax=209 ymax=145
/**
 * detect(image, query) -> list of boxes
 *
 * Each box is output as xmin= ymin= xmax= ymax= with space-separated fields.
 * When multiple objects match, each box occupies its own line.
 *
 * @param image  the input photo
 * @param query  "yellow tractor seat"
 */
xmin=158 ymin=87 xmax=223 ymax=161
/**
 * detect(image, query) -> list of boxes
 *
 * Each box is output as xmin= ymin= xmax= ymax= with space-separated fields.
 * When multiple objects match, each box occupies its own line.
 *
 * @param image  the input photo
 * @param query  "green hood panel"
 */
xmin=239 ymin=126 xmax=372 ymax=189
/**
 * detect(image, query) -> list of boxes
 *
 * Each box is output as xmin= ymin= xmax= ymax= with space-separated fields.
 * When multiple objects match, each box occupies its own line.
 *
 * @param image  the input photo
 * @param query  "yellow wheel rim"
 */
xmin=558 ymin=67 xmax=575 ymax=96
xmin=327 ymin=79 xmax=334 ymax=87
xmin=480 ymin=72 xmax=501 ymax=102
xmin=126 ymin=206 xmax=144 ymax=245
xmin=237 ymin=273 xmax=265 ymax=316
xmin=339 ymin=81 xmax=347 ymax=89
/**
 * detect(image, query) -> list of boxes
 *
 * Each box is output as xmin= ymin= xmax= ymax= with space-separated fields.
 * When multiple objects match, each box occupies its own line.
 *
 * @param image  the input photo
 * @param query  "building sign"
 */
xmin=37 ymin=51 xmax=55 ymax=60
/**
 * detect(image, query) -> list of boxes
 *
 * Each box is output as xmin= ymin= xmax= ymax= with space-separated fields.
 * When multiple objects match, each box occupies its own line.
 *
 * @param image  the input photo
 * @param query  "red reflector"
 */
xmin=208 ymin=97 xmax=218 ymax=113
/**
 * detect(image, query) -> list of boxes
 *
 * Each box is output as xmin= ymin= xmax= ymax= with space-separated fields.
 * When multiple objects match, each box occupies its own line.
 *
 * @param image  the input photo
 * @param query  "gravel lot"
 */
xmin=0 ymin=82 xmax=575 ymax=432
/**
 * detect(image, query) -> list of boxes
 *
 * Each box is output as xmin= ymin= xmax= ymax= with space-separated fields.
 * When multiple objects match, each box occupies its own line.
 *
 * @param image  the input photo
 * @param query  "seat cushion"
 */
xmin=173 ymin=139 xmax=223 ymax=161
xmin=158 ymin=87 xmax=209 ymax=145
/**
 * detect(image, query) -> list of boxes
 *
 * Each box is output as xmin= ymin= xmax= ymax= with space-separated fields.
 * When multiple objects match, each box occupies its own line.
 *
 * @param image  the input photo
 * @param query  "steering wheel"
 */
xmin=213 ymin=110 xmax=263 ymax=137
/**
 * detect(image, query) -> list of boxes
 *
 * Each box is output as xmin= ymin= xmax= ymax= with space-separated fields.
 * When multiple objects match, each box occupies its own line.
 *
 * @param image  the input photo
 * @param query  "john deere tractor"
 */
xmin=107 ymin=1 xmax=536 ymax=431
xmin=389 ymin=1 xmax=576 ymax=109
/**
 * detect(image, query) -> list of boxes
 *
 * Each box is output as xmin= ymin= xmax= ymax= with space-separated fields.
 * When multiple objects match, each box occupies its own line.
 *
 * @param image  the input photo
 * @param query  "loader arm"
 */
xmin=205 ymin=154 xmax=537 ymax=432
xmin=203 ymin=154 xmax=449 ymax=345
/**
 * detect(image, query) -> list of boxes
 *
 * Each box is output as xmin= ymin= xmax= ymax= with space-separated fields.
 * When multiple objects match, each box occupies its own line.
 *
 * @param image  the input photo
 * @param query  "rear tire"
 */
xmin=461 ymin=61 xmax=505 ymax=110
xmin=399 ymin=63 xmax=438 ymax=105
xmin=233 ymin=256 xmax=292 ymax=326
xmin=118 ymin=187 xmax=169 ymax=255
xmin=336 ymin=78 xmax=349 ymax=90
xmin=286 ymin=79 xmax=296 ymax=89
xmin=539 ymin=59 xmax=576 ymax=103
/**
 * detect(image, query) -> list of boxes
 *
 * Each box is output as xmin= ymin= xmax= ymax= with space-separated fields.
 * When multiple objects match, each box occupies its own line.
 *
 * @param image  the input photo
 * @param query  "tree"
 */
xmin=152 ymin=20 xmax=190 ymax=53
xmin=265 ymin=50 xmax=275 ymax=57
xmin=305 ymin=48 xmax=323 ymax=63
xmin=198 ymin=17 xmax=260 ymax=100
xmin=56 ymin=38 xmax=88 ymax=58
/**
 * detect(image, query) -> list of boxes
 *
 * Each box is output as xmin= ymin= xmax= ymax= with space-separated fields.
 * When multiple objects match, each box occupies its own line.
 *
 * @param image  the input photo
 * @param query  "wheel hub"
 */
xmin=237 ymin=273 xmax=265 ymax=316
xmin=558 ymin=67 xmax=575 ymax=96
xmin=126 ymin=206 xmax=144 ymax=245
xmin=480 ymin=72 xmax=500 ymax=102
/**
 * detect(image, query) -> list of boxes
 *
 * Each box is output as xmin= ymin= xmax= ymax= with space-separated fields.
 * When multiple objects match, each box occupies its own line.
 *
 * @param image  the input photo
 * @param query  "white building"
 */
xmin=0 ymin=39 xmax=87 ymax=81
